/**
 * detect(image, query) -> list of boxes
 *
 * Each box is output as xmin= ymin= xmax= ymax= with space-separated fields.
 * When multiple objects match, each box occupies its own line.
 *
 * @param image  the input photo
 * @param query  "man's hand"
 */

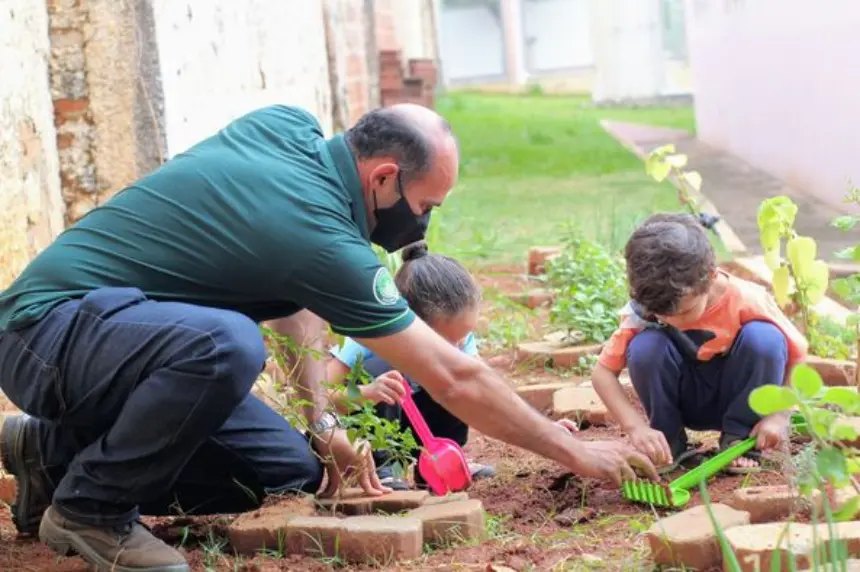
xmin=360 ymin=371 xmax=408 ymax=405
xmin=570 ymin=439 xmax=660 ymax=485
xmin=313 ymin=428 xmax=391 ymax=498
xmin=751 ymin=413 xmax=789 ymax=451
xmin=628 ymin=425 xmax=672 ymax=466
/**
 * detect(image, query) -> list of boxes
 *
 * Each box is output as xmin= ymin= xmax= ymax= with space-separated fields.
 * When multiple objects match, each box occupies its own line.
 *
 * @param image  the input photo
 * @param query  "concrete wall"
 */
xmin=0 ymin=1 xmax=65 ymax=290
xmin=151 ymin=0 xmax=333 ymax=156
xmin=686 ymin=0 xmax=860 ymax=208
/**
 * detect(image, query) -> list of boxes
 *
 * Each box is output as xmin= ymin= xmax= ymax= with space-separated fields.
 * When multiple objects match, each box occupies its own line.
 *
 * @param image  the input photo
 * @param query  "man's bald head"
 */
xmin=345 ymin=104 xmax=457 ymax=185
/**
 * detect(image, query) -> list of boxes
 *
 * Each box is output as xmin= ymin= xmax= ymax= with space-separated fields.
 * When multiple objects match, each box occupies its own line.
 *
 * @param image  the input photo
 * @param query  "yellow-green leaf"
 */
xmin=805 ymin=260 xmax=830 ymax=304
xmin=792 ymin=363 xmax=823 ymax=398
xmin=764 ymin=247 xmax=782 ymax=272
xmin=760 ymin=225 xmax=781 ymax=251
xmin=772 ymin=265 xmax=791 ymax=306
xmin=787 ymin=236 xmax=817 ymax=277
xmin=651 ymin=143 xmax=676 ymax=157
xmin=682 ymin=171 xmax=703 ymax=192
xmin=665 ymin=154 xmax=688 ymax=168
xmin=649 ymin=161 xmax=671 ymax=182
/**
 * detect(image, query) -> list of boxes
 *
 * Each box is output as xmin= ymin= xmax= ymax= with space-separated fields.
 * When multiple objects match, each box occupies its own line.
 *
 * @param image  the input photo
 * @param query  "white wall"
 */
xmin=686 ymin=0 xmax=860 ymax=208
xmin=0 ymin=0 xmax=65 ymax=289
xmin=151 ymin=0 xmax=333 ymax=157
xmin=439 ymin=3 xmax=506 ymax=82
xmin=522 ymin=0 xmax=592 ymax=73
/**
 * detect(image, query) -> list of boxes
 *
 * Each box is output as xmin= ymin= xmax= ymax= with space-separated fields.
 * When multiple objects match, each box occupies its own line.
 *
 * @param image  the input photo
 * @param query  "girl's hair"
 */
xmin=395 ymin=241 xmax=481 ymax=323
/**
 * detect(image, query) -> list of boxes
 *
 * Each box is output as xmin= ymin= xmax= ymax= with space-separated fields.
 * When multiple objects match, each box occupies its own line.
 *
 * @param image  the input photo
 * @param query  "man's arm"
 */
xmin=355 ymin=319 xmax=652 ymax=477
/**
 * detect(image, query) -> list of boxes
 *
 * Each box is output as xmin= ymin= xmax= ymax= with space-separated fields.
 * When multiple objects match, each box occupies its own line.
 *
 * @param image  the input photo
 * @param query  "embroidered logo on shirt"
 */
xmin=373 ymin=267 xmax=400 ymax=306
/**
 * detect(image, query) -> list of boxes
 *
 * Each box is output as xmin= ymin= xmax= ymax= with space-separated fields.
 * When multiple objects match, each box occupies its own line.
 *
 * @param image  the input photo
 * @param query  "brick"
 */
xmin=806 ymin=356 xmax=856 ymax=386
xmin=646 ymin=503 xmax=750 ymax=570
xmin=726 ymin=485 xmax=820 ymax=523
xmin=407 ymin=499 xmax=486 ymax=546
xmin=402 ymin=78 xmax=424 ymax=98
xmin=516 ymin=382 xmax=577 ymax=413
xmin=552 ymin=386 xmax=611 ymax=426
xmin=316 ymin=489 xmax=429 ymax=515
xmin=228 ymin=497 xmax=317 ymax=555
xmin=339 ymin=515 xmax=423 ymax=563
xmin=516 ymin=341 xmax=603 ymax=369
xmin=285 ymin=516 xmax=344 ymax=558
xmin=830 ymin=485 xmax=860 ymax=518
xmin=527 ymin=246 xmax=563 ymax=275
xmin=53 ymin=98 xmax=90 ymax=120
xmin=724 ymin=523 xmax=817 ymax=571
xmin=422 ymin=492 xmax=470 ymax=506
xmin=0 ymin=476 xmax=15 ymax=505
xmin=799 ymin=561 xmax=860 ymax=572
xmin=508 ymin=288 xmax=554 ymax=309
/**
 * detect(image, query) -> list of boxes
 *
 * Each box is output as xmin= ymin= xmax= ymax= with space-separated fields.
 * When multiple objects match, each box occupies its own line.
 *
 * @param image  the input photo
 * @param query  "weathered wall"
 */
xmin=0 ymin=1 xmax=65 ymax=290
xmin=325 ymin=0 xmax=373 ymax=130
xmin=48 ymin=0 xmax=166 ymax=223
xmin=686 ymin=0 xmax=860 ymax=208
xmin=151 ymin=0 xmax=333 ymax=156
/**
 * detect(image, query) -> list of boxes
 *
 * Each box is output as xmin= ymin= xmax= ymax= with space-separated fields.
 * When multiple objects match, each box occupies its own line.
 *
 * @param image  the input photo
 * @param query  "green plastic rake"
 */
xmin=621 ymin=437 xmax=756 ymax=508
xmin=621 ymin=413 xmax=809 ymax=508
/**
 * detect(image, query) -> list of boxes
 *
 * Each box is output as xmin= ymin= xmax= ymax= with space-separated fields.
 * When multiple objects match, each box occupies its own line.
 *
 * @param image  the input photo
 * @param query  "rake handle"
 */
xmin=671 ymin=437 xmax=757 ymax=491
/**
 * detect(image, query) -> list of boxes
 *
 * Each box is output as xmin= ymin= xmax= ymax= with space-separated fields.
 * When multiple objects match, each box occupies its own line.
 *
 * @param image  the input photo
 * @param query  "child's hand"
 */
xmin=360 ymin=371 xmax=408 ymax=405
xmin=751 ymin=413 xmax=789 ymax=451
xmin=628 ymin=426 xmax=672 ymax=466
xmin=556 ymin=419 xmax=579 ymax=433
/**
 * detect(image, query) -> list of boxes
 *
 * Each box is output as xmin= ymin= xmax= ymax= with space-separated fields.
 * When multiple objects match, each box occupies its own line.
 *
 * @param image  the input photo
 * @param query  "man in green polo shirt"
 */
xmin=0 ymin=103 xmax=656 ymax=572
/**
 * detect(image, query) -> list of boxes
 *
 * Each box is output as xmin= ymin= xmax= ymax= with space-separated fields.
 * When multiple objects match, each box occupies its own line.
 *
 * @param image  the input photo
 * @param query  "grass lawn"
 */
xmin=430 ymin=91 xmax=697 ymax=264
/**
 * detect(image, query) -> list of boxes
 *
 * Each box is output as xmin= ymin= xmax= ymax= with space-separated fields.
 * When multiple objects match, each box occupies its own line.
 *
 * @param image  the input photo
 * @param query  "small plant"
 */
xmin=545 ymin=231 xmax=627 ymax=345
xmin=757 ymin=196 xmax=829 ymax=335
xmin=645 ymin=144 xmax=721 ymax=234
xmin=831 ymin=183 xmax=860 ymax=384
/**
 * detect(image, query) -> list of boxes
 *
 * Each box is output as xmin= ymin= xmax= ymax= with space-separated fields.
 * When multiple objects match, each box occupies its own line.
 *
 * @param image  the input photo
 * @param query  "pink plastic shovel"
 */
xmin=399 ymin=378 xmax=472 ymax=495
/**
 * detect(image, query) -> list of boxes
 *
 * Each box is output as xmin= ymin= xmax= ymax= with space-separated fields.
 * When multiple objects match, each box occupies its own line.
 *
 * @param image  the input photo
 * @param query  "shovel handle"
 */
xmin=398 ymin=378 xmax=437 ymax=447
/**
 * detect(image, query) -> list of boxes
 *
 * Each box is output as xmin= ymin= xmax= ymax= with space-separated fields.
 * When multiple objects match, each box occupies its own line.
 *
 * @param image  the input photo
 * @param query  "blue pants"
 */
xmin=0 ymin=287 xmax=323 ymax=527
xmin=627 ymin=320 xmax=788 ymax=455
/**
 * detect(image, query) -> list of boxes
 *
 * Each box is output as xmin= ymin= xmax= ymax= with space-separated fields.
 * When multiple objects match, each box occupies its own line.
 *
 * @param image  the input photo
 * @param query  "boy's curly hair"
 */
xmin=624 ymin=212 xmax=716 ymax=315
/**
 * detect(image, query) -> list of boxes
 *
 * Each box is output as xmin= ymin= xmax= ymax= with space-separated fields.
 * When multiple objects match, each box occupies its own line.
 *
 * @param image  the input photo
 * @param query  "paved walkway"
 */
xmin=602 ymin=120 xmax=854 ymax=262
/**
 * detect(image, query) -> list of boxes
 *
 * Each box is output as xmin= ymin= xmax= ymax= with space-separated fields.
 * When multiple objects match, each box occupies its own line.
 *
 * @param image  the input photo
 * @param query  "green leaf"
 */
xmin=757 ymin=196 xmax=798 ymax=231
xmin=817 ymin=447 xmax=850 ymax=486
xmin=835 ymin=245 xmax=860 ymax=261
xmin=682 ymin=171 xmax=703 ymax=192
xmin=786 ymin=236 xmax=817 ymax=277
xmin=764 ymin=247 xmax=782 ymax=272
xmin=805 ymin=260 xmax=830 ymax=304
xmin=647 ymin=160 xmax=671 ymax=182
xmin=760 ymin=225 xmax=781 ymax=251
xmin=833 ymin=494 xmax=860 ymax=522
xmin=792 ymin=363 xmax=823 ymax=398
xmin=748 ymin=385 xmax=798 ymax=415
xmin=665 ymin=154 xmax=688 ymax=168
xmin=772 ymin=265 xmax=791 ymax=306
xmin=833 ymin=215 xmax=858 ymax=231
xmin=821 ymin=387 xmax=860 ymax=411
xmin=833 ymin=423 xmax=860 ymax=442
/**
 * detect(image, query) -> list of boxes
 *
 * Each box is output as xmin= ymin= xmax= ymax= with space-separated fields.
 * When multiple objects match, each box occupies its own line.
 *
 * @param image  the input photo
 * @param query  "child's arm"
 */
xmin=592 ymin=363 xmax=645 ymax=433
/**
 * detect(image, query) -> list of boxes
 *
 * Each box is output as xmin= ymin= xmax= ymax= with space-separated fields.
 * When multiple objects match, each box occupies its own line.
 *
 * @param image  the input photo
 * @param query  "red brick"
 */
xmin=407 ymin=499 xmax=486 ymax=546
xmin=338 ymin=515 xmax=423 ymax=563
xmin=516 ymin=341 xmax=604 ymax=369
xmin=54 ymin=98 xmax=89 ymax=121
xmin=805 ymin=356 xmax=856 ymax=386
xmin=56 ymin=132 xmax=76 ymax=150
xmin=516 ymin=382 xmax=578 ymax=413
xmin=527 ymin=246 xmax=563 ymax=275
xmin=285 ymin=516 xmax=344 ymax=557
xmin=0 ymin=477 xmax=15 ymax=505
xmin=228 ymin=497 xmax=317 ymax=555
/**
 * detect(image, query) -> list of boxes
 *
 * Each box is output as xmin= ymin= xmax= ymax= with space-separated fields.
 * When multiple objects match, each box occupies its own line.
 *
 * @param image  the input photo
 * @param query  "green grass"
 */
xmin=430 ymin=92 xmax=697 ymax=264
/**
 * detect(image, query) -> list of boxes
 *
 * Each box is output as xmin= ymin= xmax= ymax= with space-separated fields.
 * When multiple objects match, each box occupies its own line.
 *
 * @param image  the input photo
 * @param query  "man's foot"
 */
xmin=376 ymin=465 xmax=410 ymax=491
xmin=40 ymin=505 xmax=190 ymax=572
xmin=0 ymin=414 xmax=54 ymax=536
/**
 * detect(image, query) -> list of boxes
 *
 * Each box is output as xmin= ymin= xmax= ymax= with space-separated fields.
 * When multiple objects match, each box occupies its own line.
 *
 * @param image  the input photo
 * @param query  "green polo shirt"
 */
xmin=0 ymin=105 xmax=415 ymax=338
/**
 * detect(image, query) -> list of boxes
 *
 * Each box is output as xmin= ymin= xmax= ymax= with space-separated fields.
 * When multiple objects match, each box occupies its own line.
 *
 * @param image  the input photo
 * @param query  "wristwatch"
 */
xmin=308 ymin=411 xmax=341 ymax=436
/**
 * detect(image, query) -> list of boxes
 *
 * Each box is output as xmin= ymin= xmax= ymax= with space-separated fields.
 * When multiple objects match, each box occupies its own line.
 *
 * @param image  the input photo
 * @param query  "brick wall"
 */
xmin=325 ymin=0 xmax=372 ymax=129
xmin=0 ymin=1 xmax=65 ymax=290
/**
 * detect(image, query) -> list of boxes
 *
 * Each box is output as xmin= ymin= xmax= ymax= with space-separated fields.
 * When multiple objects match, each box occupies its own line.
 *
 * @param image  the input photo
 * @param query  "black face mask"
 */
xmin=370 ymin=173 xmax=431 ymax=253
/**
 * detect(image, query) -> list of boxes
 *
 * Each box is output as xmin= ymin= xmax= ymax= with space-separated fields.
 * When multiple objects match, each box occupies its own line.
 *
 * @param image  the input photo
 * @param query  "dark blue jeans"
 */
xmin=0 ymin=287 xmax=323 ymax=527
xmin=361 ymin=355 xmax=468 ymax=468
xmin=627 ymin=320 xmax=788 ymax=455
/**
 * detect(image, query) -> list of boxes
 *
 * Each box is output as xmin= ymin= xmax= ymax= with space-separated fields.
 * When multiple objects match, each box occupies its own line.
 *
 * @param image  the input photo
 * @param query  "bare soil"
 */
xmin=0 ymin=268 xmax=793 ymax=571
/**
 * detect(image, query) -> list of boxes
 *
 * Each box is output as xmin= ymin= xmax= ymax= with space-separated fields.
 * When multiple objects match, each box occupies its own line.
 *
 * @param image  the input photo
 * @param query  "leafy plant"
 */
xmin=757 ymin=196 xmax=829 ymax=335
xmin=831 ymin=183 xmax=860 ymax=384
xmin=545 ymin=231 xmax=627 ymax=344
xmin=645 ymin=144 xmax=722 ymax=235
